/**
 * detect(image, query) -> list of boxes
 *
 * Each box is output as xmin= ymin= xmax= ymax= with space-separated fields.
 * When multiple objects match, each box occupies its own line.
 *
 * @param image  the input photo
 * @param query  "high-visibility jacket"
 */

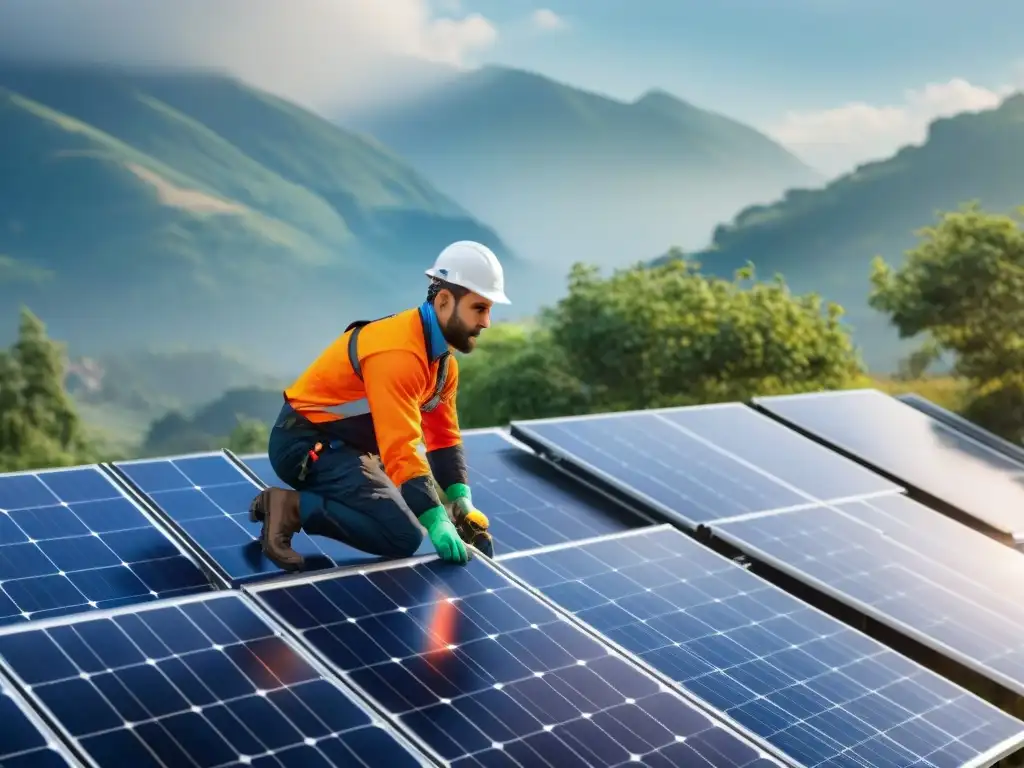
xmin=283 ymin=302 xmax=467 ymax=515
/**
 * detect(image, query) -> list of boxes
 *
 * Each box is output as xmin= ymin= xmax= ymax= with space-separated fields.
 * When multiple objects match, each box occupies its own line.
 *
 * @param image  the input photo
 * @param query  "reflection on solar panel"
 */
xmin=249 ymin=557 xmax=783 ymax=767
xmin=0 ymin=592 xmax=426 ymax=767
xmin=0 ymin=465 xmax=213 ymax=625
xmin=897 ymin=393 xmax=1024 ymax=468
xmin=753 ymin=389 xmax=1024 ymax=537
xmin=833 ymin=494 xmax=1024 ymax=595
xmin=0 ymin=675 xmax=78 ymax=767
xmin=111 ymin=451 xmax=431 ymax=583
xmin=714 ymin=503 xmax=1024 ymax=698
xmin=499 ymin=526 xmax=1024 ymax=768
xmin=509 ymin=405 xmax=899 ymax=528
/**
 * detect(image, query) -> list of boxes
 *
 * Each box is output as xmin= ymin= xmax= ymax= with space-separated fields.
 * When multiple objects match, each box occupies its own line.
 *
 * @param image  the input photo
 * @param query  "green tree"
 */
xmin=225 ymin=417 xmax=270 ymax=454
xmin=546 ymin=259 xmax=862 ymax=410
xmin=0 ymin=309 xmax=97 ymax=471
xmin=457 ymin=258 xmax=863 ymax=426
xmin=870 ymin=203 xmax=1024 ymax=441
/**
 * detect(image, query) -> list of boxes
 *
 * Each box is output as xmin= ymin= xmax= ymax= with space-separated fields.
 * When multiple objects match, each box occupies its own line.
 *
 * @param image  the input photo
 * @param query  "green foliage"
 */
xmin=225 ymin=418 xmax=270 ymax=455
xmin=0 ymin=309 xmax=98 ymax=471
xmin=870 ymin=202 xmax=1024 ymax=441
xmin=459 ymin=259 xmax=863 ymax=426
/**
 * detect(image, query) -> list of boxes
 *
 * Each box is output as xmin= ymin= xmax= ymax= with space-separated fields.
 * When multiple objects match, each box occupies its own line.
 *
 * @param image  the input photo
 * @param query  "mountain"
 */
xmin=0 ymin=61 xmax=520 ymax=369
xmin=343 ymin=65 xmax=821 ymax=300
xmin=653 ymin=92 xmax=1024 ymax=371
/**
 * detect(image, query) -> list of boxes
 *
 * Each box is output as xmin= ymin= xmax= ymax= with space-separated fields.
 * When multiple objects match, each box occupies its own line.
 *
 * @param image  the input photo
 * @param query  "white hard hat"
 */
xmin=425 ymin=241 xmax=511 ymax=304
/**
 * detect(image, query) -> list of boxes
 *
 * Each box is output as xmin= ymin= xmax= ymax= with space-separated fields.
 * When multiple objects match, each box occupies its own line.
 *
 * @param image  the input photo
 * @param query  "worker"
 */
xmin=248 ymin=241 xmax=509 ymax=571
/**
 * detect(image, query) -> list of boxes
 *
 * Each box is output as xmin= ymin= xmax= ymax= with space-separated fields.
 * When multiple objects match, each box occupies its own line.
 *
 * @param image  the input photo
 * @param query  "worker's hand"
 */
xmin=419 ymin=505 xmax=469 ymax=565
xmin=451 ymin=496 xmax=494 ymax=558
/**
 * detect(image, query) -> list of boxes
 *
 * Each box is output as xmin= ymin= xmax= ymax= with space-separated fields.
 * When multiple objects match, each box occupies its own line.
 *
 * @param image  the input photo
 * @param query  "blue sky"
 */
xmin=469 ymin=0 xmax=1023 ymax=118
xmin=1 ymin=0 xmax=1020 ymax=175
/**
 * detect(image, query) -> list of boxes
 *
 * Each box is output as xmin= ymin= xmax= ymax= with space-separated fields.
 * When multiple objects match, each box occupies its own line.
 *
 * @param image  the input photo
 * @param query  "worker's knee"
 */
xmin=383 ymin=519 xmax=424 ymax=559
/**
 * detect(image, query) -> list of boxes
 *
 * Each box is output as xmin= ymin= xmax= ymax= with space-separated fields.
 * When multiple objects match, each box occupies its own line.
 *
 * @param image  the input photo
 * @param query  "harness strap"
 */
xmin=347 ymin=316 xmax=450 ymax=413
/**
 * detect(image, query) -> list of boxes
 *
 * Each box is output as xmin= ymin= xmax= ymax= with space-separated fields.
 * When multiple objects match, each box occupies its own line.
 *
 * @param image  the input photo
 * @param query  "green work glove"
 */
xmin=447 ymin=484 xmax=494 ymax=558
xmin=419 ymin=505 xmax=469 ymax=565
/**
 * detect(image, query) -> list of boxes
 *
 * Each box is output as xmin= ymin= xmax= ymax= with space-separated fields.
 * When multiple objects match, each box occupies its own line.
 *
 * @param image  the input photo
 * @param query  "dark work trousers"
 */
xmin=267 ymin=404 xmax=425 ymax=559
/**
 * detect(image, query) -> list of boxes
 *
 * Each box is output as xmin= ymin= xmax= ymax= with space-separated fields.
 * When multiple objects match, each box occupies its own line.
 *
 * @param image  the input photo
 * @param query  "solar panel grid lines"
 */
xmin=496 ymin=525 xmax=1024 ymax=768
xmin=710 ymin=503 xmax=1024 ymax=701
xmin=0 ymin=589 xmax=431 ymax=768
xmin=0 ymin=674 xmax=82 ymax=767
xmin=0 ymin=463 xmax=216 ymax=626
xmin=245 ymin=551 xmax=785 ymax=768
xmin=751 ymin=389 xmax=1024 ymax=539
xmin=110 ymin=450 xmax=429 ymax=585
xmin=509 ymin=403 xmax=902 ymax=530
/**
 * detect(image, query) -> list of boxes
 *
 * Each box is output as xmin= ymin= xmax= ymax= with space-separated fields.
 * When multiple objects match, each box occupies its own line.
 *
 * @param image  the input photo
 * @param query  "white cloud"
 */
xmin=769 ymin=77 xmax=1020 ymax=177
xmin=530 ymin=9 xmax=566 ymax=31
xmin=0 ymin=0 xmax=498 ymax=112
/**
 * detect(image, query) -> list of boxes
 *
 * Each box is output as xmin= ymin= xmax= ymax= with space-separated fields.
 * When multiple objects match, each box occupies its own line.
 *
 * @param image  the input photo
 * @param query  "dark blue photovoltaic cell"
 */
xmin=511 ymin=413 xmax=810 ymax=525
xmin=754 ymin=389 xmax=1024 ymax=535
xmin=236 ymin=453 xmax=285 ymax=488
xmin=0 ymin=466 xmax=213 ymax=625
xmin=717 ymin=505 xmax=1024 ymax=697
xmin=502 ymin=527 xmax=1024 ymax=768
xmin=0 ymin=593 xmax=424 ymax=767
xmin=0 ymin=678 xmax=76 ymax=767
xmin=656 ymin=404 xmax=902 ymax=502
xmin=251 ymin=559 xmax=781 ymax=768
xmin=113 ymin=452 xmax=431 ymax=583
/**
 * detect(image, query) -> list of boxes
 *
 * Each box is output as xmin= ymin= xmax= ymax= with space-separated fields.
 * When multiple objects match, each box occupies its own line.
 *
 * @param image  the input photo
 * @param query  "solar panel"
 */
xmin=0 ymin=591 xmax=427 ymax=767
xmin=896 ymin=393 xmax=1024 ymax=468
xmin=509 ymin=406 xmax=898 ymax=528
xmin=713 ymin=503 xmax=1024 ymax=698
xmin=238 ymin=429 xmax=648 ymax=557
xmin=111 ymin=451 xmax=432 ymax=584
xmin=832 ymin=494 xmax=1024 ymax=595
xmin=0 ymin=675 xmax=79 ymax=766
xmin=247 ymin=556 xmax=784 ymax=767
xmin=0 ymin=465 xmax=214 ymax=626
xmin=499 ymin=526 xmax=1024 ymax=768
xmin=753 ymin=389 xmax=1024 ymax=538
xmin=233 ymin=452 xmax=285 ymax=488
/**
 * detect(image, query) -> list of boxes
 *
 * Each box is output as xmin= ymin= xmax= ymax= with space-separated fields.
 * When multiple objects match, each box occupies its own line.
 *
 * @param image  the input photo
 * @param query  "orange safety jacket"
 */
xmin=282 ymin=302 xmax=467 ymax=515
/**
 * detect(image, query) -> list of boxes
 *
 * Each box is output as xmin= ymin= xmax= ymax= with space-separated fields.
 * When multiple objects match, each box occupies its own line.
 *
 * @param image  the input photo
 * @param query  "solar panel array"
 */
xmin=1 ymin=391 xmax=1023 ymax=766
xmin=499 ymin=526 xmax=1024 ymax=768
xmin=248 ymin=555 xmax=781 ymax=767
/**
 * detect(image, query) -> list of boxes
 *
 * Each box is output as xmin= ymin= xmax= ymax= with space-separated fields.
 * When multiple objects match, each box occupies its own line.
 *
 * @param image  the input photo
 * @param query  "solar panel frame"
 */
xmin=0 ymin=672 xmax=82 ymax=766
xmin=752 ymin=389 xmax=1024 ymax=540
xmin=0 ymin=462 xmax=220 ymax=625
xmin=509 ymin=404 xmax=902 ymax=530
xmin=495 ymin=524 xmax=1024 ymax=768
xmin=244 ymin=551 xmax=789 ymax=767
xmin=0 ymin=589 xmax=432 ymax=768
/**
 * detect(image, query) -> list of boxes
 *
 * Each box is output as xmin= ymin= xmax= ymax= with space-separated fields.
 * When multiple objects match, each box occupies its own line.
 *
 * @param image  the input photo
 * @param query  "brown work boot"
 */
xmin=249 ymin=488 xmax=304 ymax=571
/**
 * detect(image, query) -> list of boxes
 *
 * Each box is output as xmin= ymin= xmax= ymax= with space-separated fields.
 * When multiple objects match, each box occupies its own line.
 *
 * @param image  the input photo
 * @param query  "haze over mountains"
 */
xmin=661 ymin=92 xmax=1024 ymax=370
xmin=345 ymin=65 xmax=822 ymax=276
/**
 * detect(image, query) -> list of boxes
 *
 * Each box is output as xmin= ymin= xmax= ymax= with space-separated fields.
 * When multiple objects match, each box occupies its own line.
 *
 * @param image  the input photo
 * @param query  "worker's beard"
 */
xmin=441 ymin=312 xmax=479 ymax=354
